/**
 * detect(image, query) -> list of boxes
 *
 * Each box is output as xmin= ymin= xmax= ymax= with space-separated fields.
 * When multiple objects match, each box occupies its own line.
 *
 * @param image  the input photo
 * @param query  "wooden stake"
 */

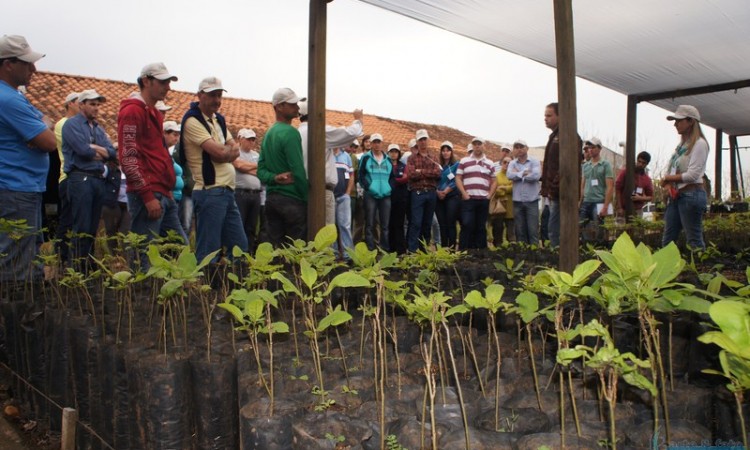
xmin=61 ymin=407 xmax=77 ymax=450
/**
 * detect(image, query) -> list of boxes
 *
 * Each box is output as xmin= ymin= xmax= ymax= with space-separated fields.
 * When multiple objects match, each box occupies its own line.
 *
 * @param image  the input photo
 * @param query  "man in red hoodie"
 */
xmin=118 ymin=62 xmax=186 ymax=248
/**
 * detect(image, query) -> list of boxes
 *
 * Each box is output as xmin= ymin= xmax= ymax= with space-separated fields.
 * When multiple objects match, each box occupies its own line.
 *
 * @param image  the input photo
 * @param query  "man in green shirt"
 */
xmin=579 ymin=137 xmax=614 ymax=242
xmin=257 ymin=87 xmax=307 ymax=246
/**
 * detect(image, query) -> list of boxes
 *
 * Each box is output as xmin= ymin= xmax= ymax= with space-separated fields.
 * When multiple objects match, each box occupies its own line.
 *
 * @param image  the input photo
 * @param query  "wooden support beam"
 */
xmin=623 ymin=95 xmax=637 ymax=219
xmin=553 ymin=0 xmax=579 ymax=272
xmin=730 ymin=135 xmax=739 ymax=198
xmin=307 ymin=0 xmax=328 ymax=239
xmin=729 ymin=135 xmax=744 ymax=200
xmin=714 ymin=129 xmax=723 ymax=200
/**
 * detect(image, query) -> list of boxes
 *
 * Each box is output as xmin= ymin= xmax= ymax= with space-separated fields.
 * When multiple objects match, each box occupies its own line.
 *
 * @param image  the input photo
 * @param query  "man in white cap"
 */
xmin=506 ymin=139 xmax=542 ymax=245
xmin=0 ymin=35 xmax=57 ymax=281
xmin=406 ymin=129 xmax=441 ymax=252
xmin=62 ymin=89 xmax=117 ymax=270
xmin=180 ymin=76 xmax=246 ymax=262
xmin=54 ymin=91 xmax=79 ymax=265
xmin=118 ymin=62 xmax=184 ymax=255
xmin=455 ymin=137 xmax=497 ymax=249
xmin=579 ymin=137 xmax=613 ymax=242
xmin=257 ymin=87 xmax=308 ymax=246
xmin=297 ymin=99 xmax=363 ymax=226
xmin=233 ymin=128 xmax=262 ymax=251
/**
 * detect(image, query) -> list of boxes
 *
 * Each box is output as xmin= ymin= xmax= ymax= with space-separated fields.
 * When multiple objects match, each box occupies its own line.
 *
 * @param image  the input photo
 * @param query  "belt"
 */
xmin=236 ymin=188 xmax=262 ymax=194
xmin=70 ymin=169 xmax=104 ymax=179
xmin=678 ymin=183 xmax=703 ymax=193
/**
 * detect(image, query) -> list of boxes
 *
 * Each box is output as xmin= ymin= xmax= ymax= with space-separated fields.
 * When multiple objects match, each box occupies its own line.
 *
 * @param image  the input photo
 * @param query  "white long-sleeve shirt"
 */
xmin=298 ymin=120 xmax=363 ymax=186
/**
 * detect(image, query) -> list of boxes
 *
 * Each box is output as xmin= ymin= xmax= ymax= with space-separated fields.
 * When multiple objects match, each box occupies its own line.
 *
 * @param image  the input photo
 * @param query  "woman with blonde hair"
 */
xmin=661 ymin=105 xmax=709 ymax=249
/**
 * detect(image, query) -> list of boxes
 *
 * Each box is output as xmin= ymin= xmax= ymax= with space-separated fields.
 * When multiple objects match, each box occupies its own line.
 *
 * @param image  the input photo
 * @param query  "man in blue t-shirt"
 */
xmin=0 ymin=35 xmax=57 ymax=282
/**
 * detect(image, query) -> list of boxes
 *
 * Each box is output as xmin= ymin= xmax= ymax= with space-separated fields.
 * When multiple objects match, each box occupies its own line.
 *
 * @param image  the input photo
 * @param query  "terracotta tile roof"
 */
xmin=27 ymin=71 xmax=505 ymax=160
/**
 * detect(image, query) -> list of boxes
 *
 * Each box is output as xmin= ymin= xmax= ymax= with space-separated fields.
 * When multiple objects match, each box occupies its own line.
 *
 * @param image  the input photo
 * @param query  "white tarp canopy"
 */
xmin=358 ymin=0 xmax=750 ymax=136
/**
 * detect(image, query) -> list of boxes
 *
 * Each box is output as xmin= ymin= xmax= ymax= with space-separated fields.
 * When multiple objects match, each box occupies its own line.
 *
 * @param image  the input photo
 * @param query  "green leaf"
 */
xmin=159 ymin=279 xmax=184 ymax=298
xmin=112 ymin=271 xmax=132 ymax=284
xmin=445 ymin=304 xmax=469 ymax=317
xmin=515 ymin=291 xmax=539 ymax=323
xmin=707 ymin=300 xmax=750 ymax=354
xmin=300 ymin=258 xmax=317 ymax=290
xmin=325 ymin=271 xmax=370 ymax=296
xmin=557 ymin=348 xmax=587 ymax=365
xmin=649 ymin=242 xmax=684 ymax=287
xmin=317 ymin=306 xmax=353 ymax=332
xmin=271 ymin=272 xmax=301 ymax=296
xmin=217 ymin=302 xmax=245 ymax=324
xmin=313 ymin=224 xmax=338 ymax=251
xmin=570 ymin=259 xmax=599 ymax=285
xmin=676 ymin=295 xmax=711 ymax=314
xmin=622 ymin=371 xmax=657 ymax=396
xmin=464 ymin=290 xmax=487 ymax=310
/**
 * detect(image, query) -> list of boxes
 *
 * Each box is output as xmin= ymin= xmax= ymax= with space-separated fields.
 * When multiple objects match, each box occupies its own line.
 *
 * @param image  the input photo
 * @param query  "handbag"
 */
xmin=489 ymin=195 xmax=506 ymax=216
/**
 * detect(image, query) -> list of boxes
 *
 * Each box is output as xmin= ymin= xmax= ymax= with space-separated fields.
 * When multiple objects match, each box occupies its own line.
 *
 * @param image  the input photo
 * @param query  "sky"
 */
xmin=4 ymin=0 xmax=748 ymax=196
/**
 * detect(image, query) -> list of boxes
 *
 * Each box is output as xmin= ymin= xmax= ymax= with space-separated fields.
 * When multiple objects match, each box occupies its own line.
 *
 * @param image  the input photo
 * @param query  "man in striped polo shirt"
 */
xmin=456 ymin=137 xmax=497 ymax=250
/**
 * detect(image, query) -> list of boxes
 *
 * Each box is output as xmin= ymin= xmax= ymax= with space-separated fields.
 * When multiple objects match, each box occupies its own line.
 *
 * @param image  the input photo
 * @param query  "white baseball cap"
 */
xmin=238 ymin=128 xmax=256 ymax=139
xmin=77 ymin=89 xmax=106 ymax=103
xmin=64 ymin=92 xmax=79 ymax=104
xmin=584 ymin=137 xmax=602 ymax=148
xmin=198 ymin=77 xmax=226 ymax=93
xmin=387 ymin=144 xmax=400 ymax=152
xmin=370 ymin=133 xmax=383 ymax=142
xmin=416 ymin=129 xmax=429 ymax=140
xmin=155 ymin=100 xmax=172 ymax=112
xmin=667 ymin=105 xmax=701 ymax=121
xmin=272 ymin=87 xmax=300 ymax=106
xmin=501 ymin=143 xmax=512 ymax=151
xmin=351 ymin=139 xmax=360 ymax=147
xmin=471 ymin=137 xmax=484 ymax=145
xmin=513 ymin=139 xmax=528 ymax=148
xmin=0 ymin=35 xmax=44 ymax=63
xmin=139 ymin=62 xmax=178 ymax=81
xmin=440 ymin=141 xmax=453 ymax=150
xmin=298 ymin=98 xmax=309 ymax=116
xmin=163 ymin=121 xmax=181 ymax=133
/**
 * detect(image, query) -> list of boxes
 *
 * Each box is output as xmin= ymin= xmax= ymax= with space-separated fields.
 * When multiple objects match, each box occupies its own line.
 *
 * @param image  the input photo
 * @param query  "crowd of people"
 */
xmin=0 ymin=34 xmax=711 ymax=283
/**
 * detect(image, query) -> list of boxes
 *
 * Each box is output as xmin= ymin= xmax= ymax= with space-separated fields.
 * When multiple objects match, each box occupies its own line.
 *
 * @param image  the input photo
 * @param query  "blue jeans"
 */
xmin=513 ymin=200 xmax=539 ymax=245
xmin=459 ymin=198 xmax=490 ymax=250
xmin=334 ymin=195 xmax=354 ymax=259
xmin=193 ymin=187 xmax=249 ymax=262
xmin=662 ymin=189 xmax=706 ymax=250
xmin=67 ymin=172 xmax=106 ymax=270
xmin=264 ymin=192 xmax=307 ymax=247
xmin=128 ymin=191 xmax=186 ymax=250
xmin=234 ymin=189 xmax=261 ymax=252
xmin=56 ymin=178 xmax=73 ymax=264
xmin=435 ymin=194 xmax=460 ymax=249
xmin=364 ymin=192 xmax=390 ymax=251
xmin=179 ymin=195 xmax=194 ymax=237
xmin=548 ymin=199 xmax=560 ymax=248
xmin=0 ymin=190 xmax=43 ymax=282
xmin=407 ymin=190 xmax=437 ymax=252
xmin=578 ymin=201 xmax=603 ymax=243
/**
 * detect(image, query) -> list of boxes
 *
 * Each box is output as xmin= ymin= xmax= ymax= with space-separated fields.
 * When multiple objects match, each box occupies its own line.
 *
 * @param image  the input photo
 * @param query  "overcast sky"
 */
xmin=4 ymin=0 xmax=748 ymax=194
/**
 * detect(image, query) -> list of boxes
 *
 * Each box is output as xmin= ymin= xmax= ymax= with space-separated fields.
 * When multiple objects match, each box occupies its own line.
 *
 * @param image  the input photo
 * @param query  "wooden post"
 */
xmin=623 ymin=95 xmax=638 ymax=219
xmin=553 ymin=0 xmax=579 ymax=272
xmin=61 ymin=407 xmax=77 ymax=450
xmin=714 ymin=129 xmax=723 ymax=200
xmin=307 ymin=0 xmax=328 ymax=239
xmin=729 ymin=135 xmax=744 ymax=201
xmin=730 ymin=135 xmax=739 ymax=198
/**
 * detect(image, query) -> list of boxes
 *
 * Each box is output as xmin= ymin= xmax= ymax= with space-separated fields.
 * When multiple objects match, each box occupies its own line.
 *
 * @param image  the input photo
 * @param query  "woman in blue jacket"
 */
xmin=435 ymin=141 xmax=460 ymax=249
xmin=359 ymin=134 xmax=393 ymax=250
